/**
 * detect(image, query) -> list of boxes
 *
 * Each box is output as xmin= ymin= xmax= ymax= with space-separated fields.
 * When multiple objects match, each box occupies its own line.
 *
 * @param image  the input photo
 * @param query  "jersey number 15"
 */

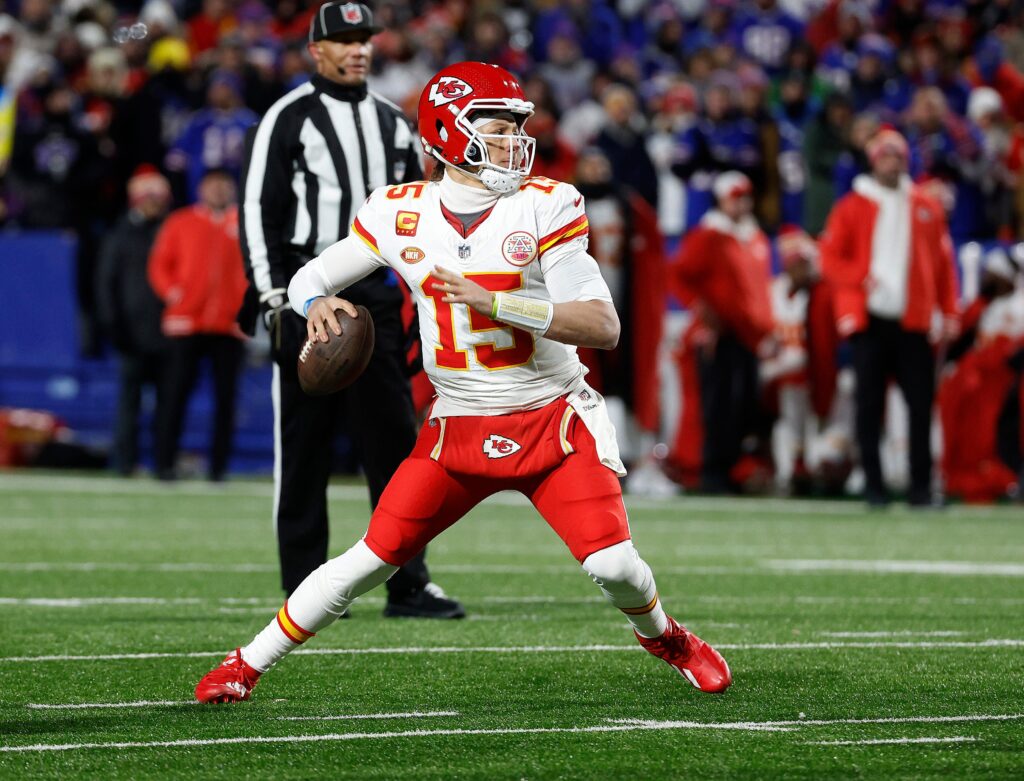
xmin=421 ymin=272 xmax=536 ymax=371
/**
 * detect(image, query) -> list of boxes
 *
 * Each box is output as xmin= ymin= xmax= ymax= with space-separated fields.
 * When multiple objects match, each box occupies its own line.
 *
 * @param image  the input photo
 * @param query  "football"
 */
xmin=297 ymin=305 xmax=375 ymax=396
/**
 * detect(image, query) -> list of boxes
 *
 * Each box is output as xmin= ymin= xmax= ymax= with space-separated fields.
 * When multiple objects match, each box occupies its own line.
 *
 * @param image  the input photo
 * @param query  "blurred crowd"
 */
xmin=0 ymin=0 xmax=1022 ymax=501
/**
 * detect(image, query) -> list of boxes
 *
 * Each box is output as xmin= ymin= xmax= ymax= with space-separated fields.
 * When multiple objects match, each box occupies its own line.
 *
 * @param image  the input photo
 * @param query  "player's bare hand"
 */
xmin=433 ymin=266 xmax=492 ymax=316
xmin=306 ymin=295 xmax=358 ymax=343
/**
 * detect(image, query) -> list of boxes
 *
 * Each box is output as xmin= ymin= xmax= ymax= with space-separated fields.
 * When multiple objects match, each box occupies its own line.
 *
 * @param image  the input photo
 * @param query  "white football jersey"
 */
xmin=348 ymin=176 xmax=612 ymax=416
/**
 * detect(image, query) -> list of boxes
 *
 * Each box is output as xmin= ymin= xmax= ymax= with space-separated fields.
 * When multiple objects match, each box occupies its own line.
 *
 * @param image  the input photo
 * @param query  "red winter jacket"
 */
xmin=148 ymin=205 xmax=248 ymax=338
xmin=670 ymin=210 xmax=774 ymax=353
xmin=818 ymin=181 xmax=959 ymax=338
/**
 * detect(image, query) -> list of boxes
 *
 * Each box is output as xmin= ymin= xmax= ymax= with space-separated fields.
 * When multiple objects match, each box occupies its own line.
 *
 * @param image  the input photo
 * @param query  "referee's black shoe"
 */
xmin=384 ymin=582 xmax=466 ymax=619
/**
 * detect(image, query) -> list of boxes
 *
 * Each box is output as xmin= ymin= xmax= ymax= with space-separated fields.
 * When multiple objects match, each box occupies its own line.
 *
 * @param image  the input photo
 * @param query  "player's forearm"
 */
xmin=544 ymin=299 xmax=620 ymax=350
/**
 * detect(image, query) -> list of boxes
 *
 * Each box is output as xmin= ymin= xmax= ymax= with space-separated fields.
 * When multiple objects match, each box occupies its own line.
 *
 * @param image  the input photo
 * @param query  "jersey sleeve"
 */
xmin=286 ymin=192 xmax=388 ymax=316
xmin=536 ymin=182 xmax=612 ymax=304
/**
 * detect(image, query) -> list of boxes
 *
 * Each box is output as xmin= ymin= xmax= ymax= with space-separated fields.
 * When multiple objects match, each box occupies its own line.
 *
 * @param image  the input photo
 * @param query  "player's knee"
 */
xmin=319 ymin=540 xmax=397 ymax=602
xmin=581 ymin=540 xmax=642 ymax=588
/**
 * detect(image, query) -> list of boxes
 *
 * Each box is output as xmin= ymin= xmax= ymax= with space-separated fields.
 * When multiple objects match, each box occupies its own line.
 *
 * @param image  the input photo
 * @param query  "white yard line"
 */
xmin=820 ymin=631 xmax=965 ymax=638
xmin=611 ymin=713 xmax=1023 ymax=729
xmin=3 ymin=638 xmax=1024 ymax=665
xmin=3 ymin=714 xmax=1018 ymax=754
xmin=279 ymin=711 xmax=459 ymax=721
xmin=4 ymin=590 xmax=1024 ymax=609
xmin=5 ymin=558 xmax=1024 ymax=578
xmin=766 ymin=559 xmax=1024 ymax=577
xmin=14 ymin=472 xmax=1018 ymax=517
xmin=0 ymin=562 xmax=278 ymax=573
xmin=807 ymin=736 xmax=977 ymax=746
xmin=27 ymin=701 xmax=196 ymax=710
xmin=0 ymin=597 xmax=205 ymax=607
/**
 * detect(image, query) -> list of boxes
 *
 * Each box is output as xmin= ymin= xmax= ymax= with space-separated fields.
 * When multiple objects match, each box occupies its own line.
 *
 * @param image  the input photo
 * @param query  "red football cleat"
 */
xmin=195 ymin=649 xmax=262 ymax=703
xmin=636 ymin=617 xmax=732 ymax=693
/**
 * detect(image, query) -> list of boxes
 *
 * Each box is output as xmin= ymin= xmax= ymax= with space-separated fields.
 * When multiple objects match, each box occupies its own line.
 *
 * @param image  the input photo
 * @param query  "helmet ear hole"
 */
xmin=436 ymin=119 xmax=448 ymax=143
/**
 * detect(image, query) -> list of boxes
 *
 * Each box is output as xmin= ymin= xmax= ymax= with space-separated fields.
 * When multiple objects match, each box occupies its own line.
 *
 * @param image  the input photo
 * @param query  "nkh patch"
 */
xmin=482 ymin=434 xmax=522 ymax=459
xmin=428 ymin=76 xmax=473 ymax=107
xmin=341 ymin=3 xmax=363 ymax=23
xmin=399 ymin=246 xmax=425 ymax=264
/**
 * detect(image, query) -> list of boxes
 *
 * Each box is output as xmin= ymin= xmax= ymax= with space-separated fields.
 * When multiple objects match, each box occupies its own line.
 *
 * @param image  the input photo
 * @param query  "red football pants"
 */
xmin=364 ymin=398 xmax=630 ymax=565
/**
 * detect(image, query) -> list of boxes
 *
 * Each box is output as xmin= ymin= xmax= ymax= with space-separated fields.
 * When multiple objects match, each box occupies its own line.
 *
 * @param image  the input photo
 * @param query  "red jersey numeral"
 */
xmin=519 ymin=176 xmax=558 ymax=194
xmin=420 ymin=272 xmax=536 ymax=371
xmin=385 ymin=182 xmax=426 ymax=200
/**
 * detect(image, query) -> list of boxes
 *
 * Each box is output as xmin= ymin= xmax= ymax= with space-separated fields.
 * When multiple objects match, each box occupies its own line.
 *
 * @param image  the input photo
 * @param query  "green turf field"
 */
xmin=0 ymin=472 xmax=1022 ymax=779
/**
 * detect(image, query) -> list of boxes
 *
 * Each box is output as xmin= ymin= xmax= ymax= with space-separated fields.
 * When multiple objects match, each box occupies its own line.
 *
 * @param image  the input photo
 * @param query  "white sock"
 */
xmin=582 ymin=540 xmax=668 ymax=639
xmin=241 ymin=540 xmax=397 ymax=672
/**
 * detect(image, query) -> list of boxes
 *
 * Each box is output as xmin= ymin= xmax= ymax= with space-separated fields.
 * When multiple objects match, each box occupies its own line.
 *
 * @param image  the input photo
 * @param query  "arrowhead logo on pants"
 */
xmin=483 ymin=434 xmax=522 ymax=459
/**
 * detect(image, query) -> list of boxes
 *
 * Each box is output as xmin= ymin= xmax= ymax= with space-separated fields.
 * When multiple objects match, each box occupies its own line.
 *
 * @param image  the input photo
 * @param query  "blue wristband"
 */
xmin=303 ymin=297 xmax=319 ymax=317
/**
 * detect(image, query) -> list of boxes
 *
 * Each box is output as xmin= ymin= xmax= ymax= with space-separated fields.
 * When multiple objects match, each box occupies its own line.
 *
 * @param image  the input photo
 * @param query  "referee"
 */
xmin=239 ymin=2 xmax=463 ymax=618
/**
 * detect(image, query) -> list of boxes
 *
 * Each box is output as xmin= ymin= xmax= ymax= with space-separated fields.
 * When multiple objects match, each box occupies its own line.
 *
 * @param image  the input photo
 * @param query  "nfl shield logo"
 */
xmin=458 ymin=244 xmax=471 ymax=260
xmin=341 ymin=3 xmax=363 ymax=23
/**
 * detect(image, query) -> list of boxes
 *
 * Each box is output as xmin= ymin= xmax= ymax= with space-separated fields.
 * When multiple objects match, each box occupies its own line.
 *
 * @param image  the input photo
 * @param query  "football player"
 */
xmin=195 ymin=62 xmax=731 ymax=702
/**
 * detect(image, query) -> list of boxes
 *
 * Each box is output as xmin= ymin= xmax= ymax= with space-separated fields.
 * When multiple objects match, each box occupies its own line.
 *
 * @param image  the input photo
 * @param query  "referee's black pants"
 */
xmin=272 ymin=278 xmax=428 ymax=597
xmin=851 ymin=315 xmax=935 ymax=501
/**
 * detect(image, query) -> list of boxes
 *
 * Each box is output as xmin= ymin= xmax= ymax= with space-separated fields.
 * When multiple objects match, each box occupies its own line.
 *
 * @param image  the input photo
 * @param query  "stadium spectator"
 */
xmin=594 ymin=83 xmax=659 ymax=209
xmin=904 ymin=86 xmax=987 ymax=241
xmin=730 ymin=0 xmax=805 ymax=75
xmin=735 ymin=63 xmax=781 ymax=231
xmin=463 ymin=10 xmax=529 ymax=77
xmin=967 ymin=86 xmax=1021 ymax=241
xmin=802 ymin=91 xmax=852 ymax=235
xmin=165 ymin=69 xmax=257 ymax=203
xmin=537 ymin=31 xmax=595 ymax=116
xmin=762 ymin=226 xmax=841 ymax=494
xmin=237 ymin=2 xmax=462 ymax=617
xmin=670 ymin=171 xmax=774 ymax=493
xmin=773 ymin=69 xmax=813 ymax=226
xmin=186 ymin=0 xmax=237 ymax=65
xmin=574 ymin=146 xmax=668 ymax=495
xmin=850 ymin=33 xmax=909 ymax=120
xmin=148 ymin=168 xmax=248 ymax=482
xmin=818 ymin=129 xmax=959 ymax=507
xmin=939 ymin=247 xmax=1023 ymax=503
xmin=966 ymin=34 xmax=1024 ymax=124
xmin=195 ymin=60 xmax=731 ymax=705
xmin=672 ymin=72 xmax=759 ymax=229
xmin=532 ymin=0 xmax=623 ymax=69
xmin=833 ymin=111 xmax=879 ymax=198
xmin=7 ymin=71 xmax=108 ymax=352
xmin=95 ymin=165 xmax=172 ymax=476
xmin=817 ymin=0 xmax=873 ymax=93
xmin=214 ymin=28 xmax=285 ymax=117
xmin=528 ymin=108 xmax=578 ymax=184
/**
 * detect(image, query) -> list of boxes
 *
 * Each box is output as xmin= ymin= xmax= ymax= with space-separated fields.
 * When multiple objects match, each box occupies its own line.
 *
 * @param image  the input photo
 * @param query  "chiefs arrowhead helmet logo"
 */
xmin=482 ymin=434 xmax=522 ymax=459
xmin=428 ymin=76 xmax=474 ymax=107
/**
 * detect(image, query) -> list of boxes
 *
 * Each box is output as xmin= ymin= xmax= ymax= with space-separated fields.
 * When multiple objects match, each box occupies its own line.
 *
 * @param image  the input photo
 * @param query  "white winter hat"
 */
xmin=712 ymin=171 xmax=753 ymax=203
xmin=967 ymin=86 xmax=1003 ymax=122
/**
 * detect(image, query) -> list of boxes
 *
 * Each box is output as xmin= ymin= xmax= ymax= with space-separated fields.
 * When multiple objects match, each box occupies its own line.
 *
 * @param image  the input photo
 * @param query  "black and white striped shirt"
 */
xmin=240 ymin=75 xmax=423 ymax=297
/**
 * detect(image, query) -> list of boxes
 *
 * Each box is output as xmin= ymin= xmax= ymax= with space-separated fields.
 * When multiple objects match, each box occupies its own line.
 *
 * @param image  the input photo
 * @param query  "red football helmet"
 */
xmin=418 ymin=61 xmax=535 ymax=193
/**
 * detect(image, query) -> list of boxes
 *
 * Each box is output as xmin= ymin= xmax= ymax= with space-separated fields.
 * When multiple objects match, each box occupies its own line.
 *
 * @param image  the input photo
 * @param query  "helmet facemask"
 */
xmin=439 ymin=100 xmax=536 ymax=194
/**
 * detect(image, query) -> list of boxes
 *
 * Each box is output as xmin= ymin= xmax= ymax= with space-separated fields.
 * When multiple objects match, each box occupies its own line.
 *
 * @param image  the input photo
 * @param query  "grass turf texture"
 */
xmin=0 ymin=472 xmax=1022 ymax=779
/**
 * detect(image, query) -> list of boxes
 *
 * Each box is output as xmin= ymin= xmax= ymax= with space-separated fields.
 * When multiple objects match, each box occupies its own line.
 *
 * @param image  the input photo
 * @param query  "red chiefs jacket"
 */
xmin=148 ymin=205 xmax=248 ymax=337
xmin=670 ymin=210 xmax=774 ymax=353
xmin=818 ymin=178 xmax=959 ymax=338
